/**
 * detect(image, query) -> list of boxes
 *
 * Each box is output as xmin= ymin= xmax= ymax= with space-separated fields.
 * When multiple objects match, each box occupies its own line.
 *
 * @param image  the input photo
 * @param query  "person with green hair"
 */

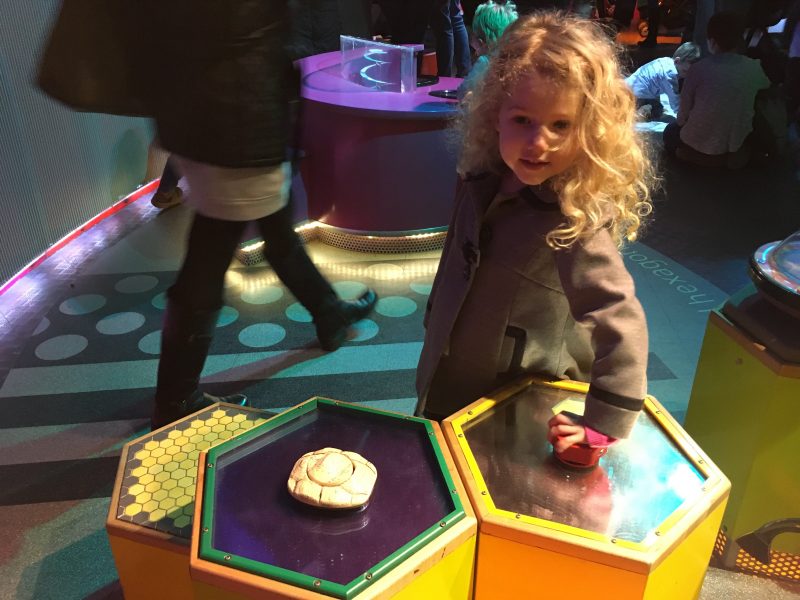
xmin=458 ymin=0 xmax=519 ymax=97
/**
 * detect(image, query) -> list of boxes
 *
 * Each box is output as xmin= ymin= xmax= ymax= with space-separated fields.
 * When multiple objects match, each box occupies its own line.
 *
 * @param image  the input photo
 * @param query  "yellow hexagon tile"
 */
xmin=212 ymin=409 xmax=226 ymax=418
xmin=160 ymin=497 xmax=177 ymax=511
xmin=162 ymin=479 xmax=178 ymax=491
xmin=176 ymin=494 xmax=193 ymax=508
xmin=135 ymin=491 xmax=152 ymax=505
xmin=152 ymin=489 xmax=169 ymax=502
xmin=128 ymin=483 xmax=145 ymax=496
xmin=156 ymin=454 xmax=172 ymax=466
xmin=225 ymin=422 xmax=240 ymax=432
xmin=142 ymin=500 xmax=159 ymax=513
xmin=131 ymin=466 xmax=147 ymax=478
xmin=134 ymin=449 xmax=149 ymax=461
xmin=147 ymin=463 xmax=164 ymax=475
xmin=177 ymin=476 xmax=194 ymax=489
xmin=164 ymin=462 xmax=179 ymax=473
xmin=139 ymin=473 xmax=155 ymax=486
xmin=166 ymin=445 xmax=180 ymax=456
xmin=174 ymin=451 xmax=188 ymax=462
xmin=150 ymin=447 xmax=166 ymax=458
xmin=219 ymin=415 xmax=232 ymax=425
xmin=154 ymin=471 xmax=170 ymax=483
xmin=167 ymin=430 xmax=182 ymax=440
xmin=144 ymin=481 xmax=160 ymax=493
xmin=148 ymin=508 xmax=167 ymax=522
xmin=140 ymin=456 xmax=156 ymax=468
xmin=124 ymin=503 xmax=143 ymax=517
xmin=143 ymin=440 xmax=159 ymax=451
xmin=180 ymin=459 xmax=195 ymax=471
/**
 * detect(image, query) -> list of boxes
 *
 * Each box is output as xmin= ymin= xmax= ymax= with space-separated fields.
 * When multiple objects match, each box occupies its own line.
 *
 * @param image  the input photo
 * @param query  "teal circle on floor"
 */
xmin=114 ymin=275 xmax=159 ymax=294
xmin=350 ymin=319 xmax=379 ymax=342
xmin=376 ymin=296 xmax=417 ymax=317
xmin=241 ymin=286 xmax=283 ymax=305
xmin=217 ymin=306 xmax=239 ymax=327
xmin=410 ymin=281 xmax=432 ymax=295
xmin=333 ymin=281 xmax=367 ymax=300
xmin=151 ymin=292 xmax=167 ymax=310
xmin=35 ymin=334 xmax=89 ymax=361
xmin=33 ymin=317 xmax=50 ymax=336
xmin=238 ymin=323 xmax=287 ymax=348
xmin=138 ymin=331 xmax=161 ymax=355
xmin=96 ymin=312 xmax=147 ymax=335
xmin=60 ymin=294 xmax=107 ymax=315
xmin=286 ymin=302 xmax=312 ymax=323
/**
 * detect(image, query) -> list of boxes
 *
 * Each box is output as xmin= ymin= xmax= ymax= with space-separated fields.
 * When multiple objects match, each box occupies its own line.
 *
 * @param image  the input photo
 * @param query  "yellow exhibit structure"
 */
xmin=106 ymin=403 xmax=271 ymax=599
xmin=442 ymin=377 xmax=730 ymax=600
xmin=685 ymin=309 xmax=800 ymax=556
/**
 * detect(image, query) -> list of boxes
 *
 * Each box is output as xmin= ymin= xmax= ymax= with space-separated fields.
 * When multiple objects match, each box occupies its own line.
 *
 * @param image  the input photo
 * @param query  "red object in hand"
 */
xmin=553 ymin=438 xmax=607 ymax=469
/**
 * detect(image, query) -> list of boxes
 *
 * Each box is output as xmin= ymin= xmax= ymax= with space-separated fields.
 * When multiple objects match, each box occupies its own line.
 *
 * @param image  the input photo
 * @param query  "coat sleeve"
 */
xmin=555 ymin=230 xmax=648 ymax=439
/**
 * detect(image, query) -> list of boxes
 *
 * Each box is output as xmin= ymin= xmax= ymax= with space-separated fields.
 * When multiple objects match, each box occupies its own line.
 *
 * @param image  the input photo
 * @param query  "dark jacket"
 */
xmin=140 ymin=1 xmax=294 ymax=168
xmin=416 ymin=174 xmax=648 ymax=439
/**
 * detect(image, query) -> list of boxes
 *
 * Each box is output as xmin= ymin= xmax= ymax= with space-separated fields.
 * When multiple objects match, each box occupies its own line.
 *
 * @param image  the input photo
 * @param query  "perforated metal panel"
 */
xmin=0 ymin=1 xmax=152 ymax=285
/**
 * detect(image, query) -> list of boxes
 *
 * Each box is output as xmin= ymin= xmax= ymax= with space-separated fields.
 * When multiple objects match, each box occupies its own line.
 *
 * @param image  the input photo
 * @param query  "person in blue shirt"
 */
xmin=625 ymin=42 xmax=701 ymax=121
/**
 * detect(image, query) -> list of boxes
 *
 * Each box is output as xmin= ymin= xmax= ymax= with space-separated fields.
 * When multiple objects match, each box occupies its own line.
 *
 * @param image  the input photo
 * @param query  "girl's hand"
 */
xmin=547 ymin=413 xmax=588 ymax=454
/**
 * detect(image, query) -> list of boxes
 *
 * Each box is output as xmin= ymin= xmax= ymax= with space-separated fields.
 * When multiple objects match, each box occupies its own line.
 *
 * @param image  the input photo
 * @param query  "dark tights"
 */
xmin=169 ymin=204 xmax=335 ymax=314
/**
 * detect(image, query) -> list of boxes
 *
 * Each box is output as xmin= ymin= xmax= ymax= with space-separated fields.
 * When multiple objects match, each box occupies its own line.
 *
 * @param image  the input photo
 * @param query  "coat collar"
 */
xmin=463 ymin=172 xmax=561 ymax=213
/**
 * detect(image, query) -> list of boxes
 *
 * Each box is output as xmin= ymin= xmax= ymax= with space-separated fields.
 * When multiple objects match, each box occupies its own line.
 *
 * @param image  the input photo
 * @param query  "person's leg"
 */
xmin=662 ymin=122 xmax=682 ymax=156
xmin=430 ymin=1 xmax=454 ymax=76
xmin=451 ymin=1 xmax=471 ymax=78
xmin=152 ymin=213 xmax=248 ymax=429
xmin=151 ymin=157 xmax=184 ymax=209
xmin=639 ymin=0 xmax=660 ymax=46
xmin=256 ymin=202 xmax=377 ymax=350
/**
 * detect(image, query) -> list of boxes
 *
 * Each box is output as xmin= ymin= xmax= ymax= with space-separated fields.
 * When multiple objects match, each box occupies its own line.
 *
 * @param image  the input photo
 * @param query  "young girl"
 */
xmin=416 ymin=12 xmax=655 ymax=450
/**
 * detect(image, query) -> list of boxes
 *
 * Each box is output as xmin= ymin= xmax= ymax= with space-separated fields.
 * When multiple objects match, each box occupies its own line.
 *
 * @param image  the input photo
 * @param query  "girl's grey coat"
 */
xmin=416 ymin=173 xmax=648 ymax=439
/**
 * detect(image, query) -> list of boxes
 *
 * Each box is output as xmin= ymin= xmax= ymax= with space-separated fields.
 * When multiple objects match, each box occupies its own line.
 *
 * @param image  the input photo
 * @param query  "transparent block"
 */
xmin=339 ymin=35 xmax=417 ymax=93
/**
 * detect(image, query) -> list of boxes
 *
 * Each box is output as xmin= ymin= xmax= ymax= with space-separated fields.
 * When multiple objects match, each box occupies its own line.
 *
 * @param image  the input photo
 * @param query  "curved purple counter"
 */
xmin=297 ymin=51 xmax=461 ymax=241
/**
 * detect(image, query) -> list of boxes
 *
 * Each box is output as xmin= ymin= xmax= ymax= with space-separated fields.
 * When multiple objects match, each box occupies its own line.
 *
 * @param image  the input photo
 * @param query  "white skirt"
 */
xmin=172 ymin=156 xmax=291 ymax=222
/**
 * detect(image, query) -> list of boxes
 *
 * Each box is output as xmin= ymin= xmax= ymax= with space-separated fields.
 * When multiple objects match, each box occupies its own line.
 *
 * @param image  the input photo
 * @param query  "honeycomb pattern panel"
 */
xmin=711 ymin=528 xmax=800 ymax=584
xmin=316 ymin=227 xmax=447 ymax=254
xmin=734 ymin=549 xmax=800 ymax=583
xmin=116 ymin=405 xmax=269 ymax=539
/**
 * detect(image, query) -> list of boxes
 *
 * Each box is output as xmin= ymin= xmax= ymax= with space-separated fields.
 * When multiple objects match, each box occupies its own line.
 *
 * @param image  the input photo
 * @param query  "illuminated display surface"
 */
xmin=462 ymin=384 xmax=707 ymax=544
xmin=198 ymin=399 xmax=467 ymax=598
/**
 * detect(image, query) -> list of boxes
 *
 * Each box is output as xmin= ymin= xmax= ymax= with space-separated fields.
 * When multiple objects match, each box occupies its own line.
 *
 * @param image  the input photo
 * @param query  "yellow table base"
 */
xmin=685 ymin=311 xmax=800 ymax=555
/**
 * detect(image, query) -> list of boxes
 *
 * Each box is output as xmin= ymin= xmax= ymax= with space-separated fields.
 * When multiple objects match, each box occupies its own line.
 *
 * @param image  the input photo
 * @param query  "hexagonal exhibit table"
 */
xmin=190 ymin=398 xmax=477 ymax=599
xmin=106 ymin=403 xmax=272 ymax=600
xmin=442 ymin=377 xmax=731 ymax=600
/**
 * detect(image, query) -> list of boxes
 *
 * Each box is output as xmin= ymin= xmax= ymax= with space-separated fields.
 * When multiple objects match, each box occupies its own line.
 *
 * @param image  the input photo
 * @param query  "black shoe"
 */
xmin=315 ymin=289 xmax=378 ymax=351
xmin=151 ymin=391 xmax=247 ymax=430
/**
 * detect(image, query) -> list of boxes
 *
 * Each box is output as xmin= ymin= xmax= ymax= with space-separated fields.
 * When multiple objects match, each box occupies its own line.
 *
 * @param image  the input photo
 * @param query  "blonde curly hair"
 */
xmin=458 ymin=11 xmax=655 ymax=248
